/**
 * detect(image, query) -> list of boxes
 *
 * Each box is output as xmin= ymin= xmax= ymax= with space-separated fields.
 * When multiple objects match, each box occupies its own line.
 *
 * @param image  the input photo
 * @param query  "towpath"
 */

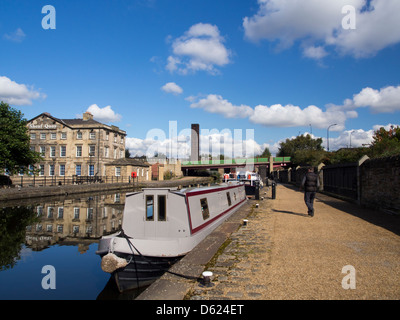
xmin=183 ymin=183 xmax=400 ymax=300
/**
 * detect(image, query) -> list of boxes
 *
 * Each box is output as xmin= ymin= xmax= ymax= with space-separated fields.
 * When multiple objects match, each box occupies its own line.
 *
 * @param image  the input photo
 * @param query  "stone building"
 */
xmin=25 ymin=112 xmax=126 ymax=179
xmin=105 ymin=158 xmax=151 ymax=182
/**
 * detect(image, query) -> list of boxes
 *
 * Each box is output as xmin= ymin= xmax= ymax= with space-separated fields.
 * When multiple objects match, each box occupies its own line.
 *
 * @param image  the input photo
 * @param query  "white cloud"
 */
xmin=190 ymin=94 xmax=346 ymax=130
xmin=326 ymin=129 xmax=374 ymax=150
xmin=166 ymin=23 xmax=231 ymax=74
xmin=243 ymin=0 xmax=400 ymax=59
xmin=126 ymin=127 xmax=262 ymax=159
xmin=161 ymin=82 xmax=183 ymax=95
xmin=190 ymin=94 xmax=254 ymax=119
xmin=329 ymin=85 xmax=400 ymax=114
xmin=302 ymin=45 xmax=328 ymax=60
xmin=3 ymin=28 xmax=26 ymax=42
xmin=353 ymin=86 xmax=400 ymax=113
xmin=86 ymin=104 xmax=122 ymax=123
xmin=0 ymin=75 xmax=46 ymax=105
xmin=249 ymin=104 xmax=346 ymax=130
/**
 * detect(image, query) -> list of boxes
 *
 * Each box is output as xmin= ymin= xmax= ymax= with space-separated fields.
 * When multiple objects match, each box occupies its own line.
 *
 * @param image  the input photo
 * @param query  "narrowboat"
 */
xmin=96 ymin=182 xmax=246 ymax=292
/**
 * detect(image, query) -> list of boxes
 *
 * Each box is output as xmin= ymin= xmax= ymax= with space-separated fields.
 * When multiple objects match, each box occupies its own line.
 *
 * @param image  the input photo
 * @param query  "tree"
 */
xmin=277 ymin=134 xmax=324 ymax=157
xmin=257 ymin=147 xmax=271 ymax=159
xmin=277 ymin=134 xmax=325 ymax=166
xmin=125 ymin=148 xmax=131 ymax=158
xmin=0 ymin=102 xmax=42 ymax=175
xmin=370 ymin=125 xmax=400 ymax=158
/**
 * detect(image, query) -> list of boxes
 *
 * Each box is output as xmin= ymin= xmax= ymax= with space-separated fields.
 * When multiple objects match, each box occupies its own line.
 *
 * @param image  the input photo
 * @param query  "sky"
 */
xmin=1 ymin=0 xmax=400 ymax=158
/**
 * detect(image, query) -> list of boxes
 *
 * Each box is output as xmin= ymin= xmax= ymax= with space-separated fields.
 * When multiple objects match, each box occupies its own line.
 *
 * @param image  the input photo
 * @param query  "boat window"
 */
xmin=226 ymin=192 xmax=231 ymax=206
xmin=200 ymin=198 xmax=210 ymax=220
xmin=146 ymin=195 xmax=154 ymax=221
xmin=233 ymin=192 xmax=237 ymax=201
xmin=158 ymin=195 xmax=166 ymax=221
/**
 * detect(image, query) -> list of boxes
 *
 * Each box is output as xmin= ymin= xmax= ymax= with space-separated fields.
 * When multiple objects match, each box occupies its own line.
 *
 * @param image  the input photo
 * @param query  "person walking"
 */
xmin=301 ymin=167 xmax=319 ymax=217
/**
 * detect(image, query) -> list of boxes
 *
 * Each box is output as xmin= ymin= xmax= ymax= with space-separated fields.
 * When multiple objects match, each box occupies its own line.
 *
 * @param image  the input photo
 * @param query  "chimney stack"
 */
xmin=191 ymin=124 xmax=200 ymax=162
xmin=83 ymin=111 xmax=93 ymax=121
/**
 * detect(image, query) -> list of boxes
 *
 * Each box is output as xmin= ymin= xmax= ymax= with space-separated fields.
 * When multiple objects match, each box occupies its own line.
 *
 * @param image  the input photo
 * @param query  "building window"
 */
xmin=46 ymin=225 xmax=53 ymax=232
xmin=58 ymin=207 xmax=64 ymax=219
xmin=57 ymin=225 xmax=63 ymax=233
xmin=145 ymin=195 xmax=154 ymax=221
xmin=59 ymin=165 xmax=65 ymax=176
xmin=50 ymin=133 xmax=56 ymax=140
xmin=40 ymin=146 xmax=46 ymax=156
xmin=77 ymin=131 xmax=82 ymax=139
xmin=40 ymin=133 xmax=46 ymax=140
xmin=76 ymin=145 xmax=82 ymax=157
xmin=39 ymin=164 xmax=45 ymax=176
xmin=47 ymin=207 xmax=54 ymax=218
xmin=75 ymin=165 xmax=81 ymax=176
xmin=49 ymin=165 xmax=55 ymax=176
xmin=115 ymin=167 xmax=121 ymax=176
xmin=89 ymin=165 xmax=94 ymax=176
xmin=200 ymin=198 xmax=210 ymax=220
xmin=50 ymin=146 xmax=56 ymax=157
xmin=104 ymin=146 xmax=109 ymax=158
xmin=114 ymin=148 xmax=117 ymax=159
xmin=60 ymin=146 xmax=66 ymax=157
xmin=74 ymin=208 xmax=80 ymax=219
xmin=90 ymin=132 xmax=96 ymax=140
xmin=73 ymin=226 xmax=79 ymax=234
xmin=87 ymin=208 xmax=94 ymax=221
xmin=106 ymin=132 xmax=109 ymax=141
xmin=61 ymin=132 xmax=67 ymax=140
xmin=89 ymin=145 xmax=96 ymax=157
xmin=30 ymin=133 xmax=36 ymax=140
xmin=120 ymin=150 xmax=124 ymax=159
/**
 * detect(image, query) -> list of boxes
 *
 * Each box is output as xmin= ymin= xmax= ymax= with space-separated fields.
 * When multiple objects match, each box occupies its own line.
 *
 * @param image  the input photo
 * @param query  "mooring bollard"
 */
xmin=201 ymin=271 xmax=214 ymax=287
xmin=272 ymin=182 xmax=276 ymax=199
xmin=254 ymin=180 xmax=260 ymax=200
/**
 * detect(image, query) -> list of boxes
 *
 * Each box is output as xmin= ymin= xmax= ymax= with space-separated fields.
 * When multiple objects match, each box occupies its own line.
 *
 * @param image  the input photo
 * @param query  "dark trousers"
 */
xmin=304 ymin=192 xmax=316 ymax=215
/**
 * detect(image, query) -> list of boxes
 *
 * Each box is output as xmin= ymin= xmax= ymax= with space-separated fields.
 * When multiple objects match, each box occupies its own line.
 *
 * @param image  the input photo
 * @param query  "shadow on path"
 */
xmin=277 ymin=182 xmax=400 ymax=237
xmin=272 ymin=209 xmax=309 ymax=218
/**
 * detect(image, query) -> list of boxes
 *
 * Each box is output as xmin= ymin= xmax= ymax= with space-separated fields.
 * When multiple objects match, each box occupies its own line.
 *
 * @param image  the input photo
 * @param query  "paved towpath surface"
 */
xmin=187 ymin=183 xmax=400 ymax=300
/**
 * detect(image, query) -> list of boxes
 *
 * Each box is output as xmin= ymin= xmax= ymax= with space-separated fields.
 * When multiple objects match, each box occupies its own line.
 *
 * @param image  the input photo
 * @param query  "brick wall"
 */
xmin=360 ymin=155 xmax=400 ymax=214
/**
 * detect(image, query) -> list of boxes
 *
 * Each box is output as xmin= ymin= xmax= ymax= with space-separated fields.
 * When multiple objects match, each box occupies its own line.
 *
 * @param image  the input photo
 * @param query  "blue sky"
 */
xmin=1 ymin=0 xmax=400 ymax=157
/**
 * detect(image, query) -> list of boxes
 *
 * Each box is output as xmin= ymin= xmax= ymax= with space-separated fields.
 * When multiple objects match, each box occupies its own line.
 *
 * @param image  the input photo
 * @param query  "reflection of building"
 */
xmin=25 ymin=193 xmax=125 ymax=252
xmin=25 ymin=112 xmax=126 ymax=178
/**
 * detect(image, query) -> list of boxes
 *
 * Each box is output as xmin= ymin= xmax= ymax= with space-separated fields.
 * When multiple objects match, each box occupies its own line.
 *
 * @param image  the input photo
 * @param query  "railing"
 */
xmin=181 ymin=157 xmax=291 ymax=166
xmin=2 ymin=175 xmax=136 ymax=188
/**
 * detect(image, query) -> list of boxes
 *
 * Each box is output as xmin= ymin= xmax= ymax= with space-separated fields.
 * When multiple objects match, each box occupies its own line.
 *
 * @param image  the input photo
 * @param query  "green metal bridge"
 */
xmin=181 ymin=157 xmax=291 ymax=169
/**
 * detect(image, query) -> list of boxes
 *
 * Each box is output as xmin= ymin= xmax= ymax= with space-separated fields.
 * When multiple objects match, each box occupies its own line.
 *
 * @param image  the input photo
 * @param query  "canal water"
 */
xmin=0 ymin=190 xmax=148 ymax=300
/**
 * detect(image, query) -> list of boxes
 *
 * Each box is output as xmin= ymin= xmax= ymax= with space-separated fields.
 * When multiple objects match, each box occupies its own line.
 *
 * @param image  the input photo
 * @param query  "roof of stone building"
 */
xmin=105 ymin=158 xmax=150 ymax=167
xmin=28 ymin=112 xmax=126 ymax=134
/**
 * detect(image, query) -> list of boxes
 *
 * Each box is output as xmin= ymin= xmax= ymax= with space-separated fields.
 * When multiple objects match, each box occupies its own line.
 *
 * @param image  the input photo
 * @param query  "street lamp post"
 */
xmin=327 ymin=124 xmax=337 ymax=152
xmin=349 ymin=130 xmax=355 ymax=148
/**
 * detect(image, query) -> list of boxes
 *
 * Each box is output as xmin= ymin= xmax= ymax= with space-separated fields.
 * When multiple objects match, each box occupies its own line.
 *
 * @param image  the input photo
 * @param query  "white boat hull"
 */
xmin=97 ymin=183 xmax=247 ymax=291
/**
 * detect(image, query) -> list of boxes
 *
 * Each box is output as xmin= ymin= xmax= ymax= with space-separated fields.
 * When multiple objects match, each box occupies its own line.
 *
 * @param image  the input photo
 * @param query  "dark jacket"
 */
xmin=302 ymin=172 xmax=319 ymax=192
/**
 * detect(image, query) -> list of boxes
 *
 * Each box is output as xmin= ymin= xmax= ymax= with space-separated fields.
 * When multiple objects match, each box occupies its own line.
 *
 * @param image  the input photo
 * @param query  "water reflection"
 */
xmin=25 ymin=193 xmax=124 ymax=252
xmin=0 ymin=191 xmax=132 ymax=299
xmin=0 ymin=206 xmax=39 ymax=271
